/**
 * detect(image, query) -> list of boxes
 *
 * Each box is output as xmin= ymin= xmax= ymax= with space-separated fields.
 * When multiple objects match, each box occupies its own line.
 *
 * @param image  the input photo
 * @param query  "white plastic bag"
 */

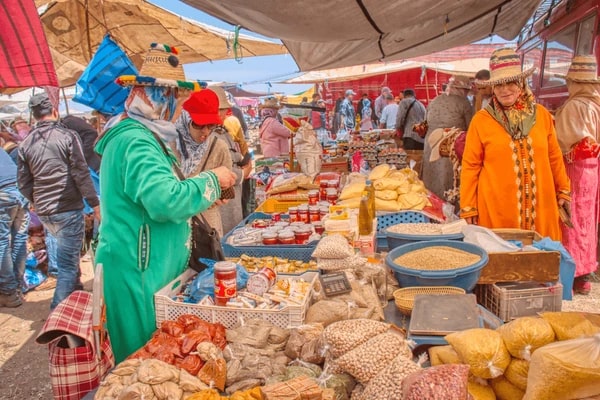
xmin=462 ymin=225 xmax=520 ymax=253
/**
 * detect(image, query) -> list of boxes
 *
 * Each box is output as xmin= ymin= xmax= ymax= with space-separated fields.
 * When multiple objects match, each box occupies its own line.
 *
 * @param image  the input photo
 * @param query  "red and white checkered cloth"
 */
xmin=37 ymin=291 xmax=114 ymax=400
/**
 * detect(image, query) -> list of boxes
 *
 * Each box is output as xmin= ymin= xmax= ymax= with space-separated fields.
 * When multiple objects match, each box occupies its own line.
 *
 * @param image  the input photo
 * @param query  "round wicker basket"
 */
xmin=393 ymin=286 xmax=466 ymax=316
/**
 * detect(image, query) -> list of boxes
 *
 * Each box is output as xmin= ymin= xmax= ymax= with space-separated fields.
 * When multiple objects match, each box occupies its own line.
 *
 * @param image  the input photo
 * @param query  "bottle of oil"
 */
xmin=359 ymin=191 xmax=373 ymax=235
xmin=365 ymin=179 xmax=376 ymax=218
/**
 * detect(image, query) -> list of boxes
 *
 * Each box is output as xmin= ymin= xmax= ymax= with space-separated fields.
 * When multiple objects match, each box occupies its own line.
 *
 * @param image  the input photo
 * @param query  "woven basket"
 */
xmin=393 ymin=286 xmax=466 ymax=316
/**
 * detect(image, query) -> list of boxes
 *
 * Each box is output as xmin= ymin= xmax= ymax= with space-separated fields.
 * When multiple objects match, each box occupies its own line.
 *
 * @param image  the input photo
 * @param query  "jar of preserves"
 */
xmin=298 ymin=205 xmax=310 ymax=223
xmin=262 ymin=232 xmax=278 ymax=245
xmin=320 ymin=180 xmax=330 ymax=201
xmin=326 ymin=188 xmax=339 ymax=205
xmin=288 ymin=207 xmax=299 ymax=223
xmin=294 ymin=226 xmax=313 ymax=244
xmin=313 ymin=221 xmax=325 ymax=235
xmin=319 ymin=205 xmax=329 ymax=219
xmin=308 ymin=190 xmax=319 ymax=206
xmin=278 ymin=230 xmax=295 ymax=245
xmin=214 ymin=261 xmax=237 ymax=306
xmin=309 ymin=205 xmax=320 ymax=222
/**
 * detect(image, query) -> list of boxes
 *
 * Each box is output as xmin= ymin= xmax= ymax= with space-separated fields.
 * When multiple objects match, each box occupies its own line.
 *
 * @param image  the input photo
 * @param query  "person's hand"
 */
xmin=242 ymin=162 xmax=253 ymax=179
xmin=211 ymin=166 xmax=237 ymax=189
xmin=558 ymin=198 xmax=567 ymax=208
xmin=93 ymin=205 xmax=101 ymax=223
xmin=465 ymin=216 xmax=478 ymax=225
xmin=214 ymin=199 xmax=229 ymax=206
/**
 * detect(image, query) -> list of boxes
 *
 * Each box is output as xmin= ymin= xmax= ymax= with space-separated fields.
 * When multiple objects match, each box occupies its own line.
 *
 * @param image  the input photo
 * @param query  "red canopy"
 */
xmin=0 ymin=0 xmax=58 ymax=93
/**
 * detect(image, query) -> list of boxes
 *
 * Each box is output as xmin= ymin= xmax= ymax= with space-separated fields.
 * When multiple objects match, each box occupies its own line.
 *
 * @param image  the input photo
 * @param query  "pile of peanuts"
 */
xmin=360 ymin=353 xmax=422 ymax=399
xmin=323 ymin=320 xmax=390 ymax=358
xmin=336 ymin=332 xmax=412 ymax=384
xmin=393 ymin=246 xmax=481 ymax=270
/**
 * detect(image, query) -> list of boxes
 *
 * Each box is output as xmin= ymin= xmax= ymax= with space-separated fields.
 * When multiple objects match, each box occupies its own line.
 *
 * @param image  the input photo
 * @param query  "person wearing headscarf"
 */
xmin=555 ymin=55 xmax=600 ymax=295
xmin=94 ymin=43 xmax=237 ymax=362
xmin=211 ymin=86 xmax=251 ymax=234
xmin=172 ymin=89 xmax=234 ymax=237
xmin=259 ymin=97 xmax=292 ymax=158
xmin=359 ymin=97 xmax=374 ymax=131
xmin=460 ymin=48 xmax=571 ymax=240
xmin=421 ymin=76 xmax=473 ymax=200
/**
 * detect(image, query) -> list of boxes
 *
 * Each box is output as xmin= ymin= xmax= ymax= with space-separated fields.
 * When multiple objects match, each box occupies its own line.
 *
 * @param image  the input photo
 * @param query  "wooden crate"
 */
xmin=321 ymin=158 xmax=349 ymax=173
xmin=477 ymin=229 xmax=560 ymax=284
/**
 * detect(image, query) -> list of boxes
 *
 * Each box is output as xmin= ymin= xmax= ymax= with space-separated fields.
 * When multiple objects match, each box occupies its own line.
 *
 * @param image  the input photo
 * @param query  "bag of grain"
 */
xmin=361 ymin=353 xmax=421 ymax=399
xmin=322 ymin=319 xmax=390 ymax=358
xmin=490 ymin=376 xmax=524 ymax=400
xmin=497 ymin=317 xmax=555 ymax=360
xmin=468 ymin=379 xmax=496 ymax=400
xmin=541 ymin=312 xmax=600 ymax=341
xmin=523 ymin=333 xmax=600 ymax=400
xmin=504 ymin=358 xmax=528 ymax=391
xmin=429 ymin=345 xmax=462 ymax=366
xmin=445 ymin=329 xmax=511 ymax=379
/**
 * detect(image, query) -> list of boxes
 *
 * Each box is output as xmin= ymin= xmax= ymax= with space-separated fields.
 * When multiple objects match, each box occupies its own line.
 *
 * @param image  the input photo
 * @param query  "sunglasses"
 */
xmin=190 ymin=121 xmax=216 ymax=130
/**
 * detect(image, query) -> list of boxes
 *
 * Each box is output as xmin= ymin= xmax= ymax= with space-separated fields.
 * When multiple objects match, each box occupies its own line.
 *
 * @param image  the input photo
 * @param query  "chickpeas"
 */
xmin=323 ymin=319 xmax=390 ymax=358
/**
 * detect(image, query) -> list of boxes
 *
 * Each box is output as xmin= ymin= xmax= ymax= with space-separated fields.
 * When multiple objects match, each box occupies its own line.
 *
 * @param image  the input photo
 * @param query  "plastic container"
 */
xmin=313 ymin=221 xmax=325 ymax=235
xmin=298 ymin=205 xmax=309 ymax=223
xmin=288 ymin=207 xmax=299 ymax=222
xmin=277 ymin=230 xmax=295 ymax=245
xmin=155 ymin=269 xmax=317 ymax=329
xmin=320 ymin=180 xmax=329 ymax=201
xmin=386 ymin=240 xmax=489 ymax=292
xmin=308 ymin=206 xmax=320 ymax=222
xmin=247 ymin=267 xmax=277 ymax=296
xmin=214 ymin=261 xmax=237 ymax=306
xmin=477 ymin=281 xmax=563 ymax=321
xmin=308 ymin=190 xmax=319 ymax=205
xmin=326 ymin=188 xmax=338 ymax=205
xmin=294 ymin=227 xmax=313 ymax=244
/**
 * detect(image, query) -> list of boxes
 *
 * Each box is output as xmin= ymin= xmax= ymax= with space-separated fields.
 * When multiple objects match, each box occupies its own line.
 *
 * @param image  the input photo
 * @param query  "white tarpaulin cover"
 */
xmin=181 ymin=0 xmax=542 ymax=71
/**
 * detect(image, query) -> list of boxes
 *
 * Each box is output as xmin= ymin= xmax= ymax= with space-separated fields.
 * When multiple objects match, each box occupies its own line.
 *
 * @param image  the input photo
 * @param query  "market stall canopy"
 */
xmin=181 ymin=0 xmax=540 ymax=71
xmin=31 ymin=0 xmax=287 ymax=88
xmin=220 ymin=85 xmax=270 ymax=98
xmin=284 ymin=58 xmax=490 ymax=84
xmin=0 ymin=0 xmax=59 ymax=94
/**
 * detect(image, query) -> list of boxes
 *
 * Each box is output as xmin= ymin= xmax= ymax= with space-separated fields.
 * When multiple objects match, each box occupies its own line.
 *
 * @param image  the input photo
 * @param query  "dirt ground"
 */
xmin=0 ymin=261 xmax=597 ymax=400
xmin=0 ymin=259 xmax=94 ymax=400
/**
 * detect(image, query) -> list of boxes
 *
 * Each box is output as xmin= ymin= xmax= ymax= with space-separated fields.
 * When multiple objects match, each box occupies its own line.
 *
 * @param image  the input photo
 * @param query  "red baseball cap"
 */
xmin=182 ymin=89 xmax=222 ymax=126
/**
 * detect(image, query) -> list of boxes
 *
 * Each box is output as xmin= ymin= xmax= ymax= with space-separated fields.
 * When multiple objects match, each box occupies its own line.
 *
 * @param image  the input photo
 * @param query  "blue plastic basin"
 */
xmin=386 ymin=240 xmax=488 ymax=292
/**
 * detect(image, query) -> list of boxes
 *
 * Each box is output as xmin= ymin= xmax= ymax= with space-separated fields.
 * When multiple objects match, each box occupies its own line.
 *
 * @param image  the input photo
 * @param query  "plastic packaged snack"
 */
xmin=446 ymin=329 xmax=511 ymax=379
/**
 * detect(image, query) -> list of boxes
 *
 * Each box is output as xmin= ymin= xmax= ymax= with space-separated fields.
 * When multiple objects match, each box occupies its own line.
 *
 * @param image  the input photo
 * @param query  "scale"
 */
xmin=318 ymin=271 xmax=352 ymax=297
xmin=408 ymin=294 xmax=480 ymax=336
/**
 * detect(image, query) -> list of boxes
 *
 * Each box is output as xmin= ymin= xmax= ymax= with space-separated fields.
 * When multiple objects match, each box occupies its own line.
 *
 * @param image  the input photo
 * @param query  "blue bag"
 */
xmin=72 ymin=35 xmax=137 ymax=115
xmin=533 ymin=238 xmax=576 ymax=300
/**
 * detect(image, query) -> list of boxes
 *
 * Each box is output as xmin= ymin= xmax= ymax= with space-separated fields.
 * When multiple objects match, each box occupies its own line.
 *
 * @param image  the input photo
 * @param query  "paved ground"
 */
xmin=0 ymin=261 xmax=597 ymax=400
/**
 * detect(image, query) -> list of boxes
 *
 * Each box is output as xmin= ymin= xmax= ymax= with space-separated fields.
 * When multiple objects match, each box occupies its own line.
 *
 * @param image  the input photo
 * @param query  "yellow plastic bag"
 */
xmin=504 ymin=358 xmax=528 ymax=391
xmin=429 ymin=345 xmax=462 ymax=366
xmin=339 ymin=198 xmax=361 ymax=209
xmin=229 ymin=387 xmax=263 ymax=400
xmin=368 ymin=164 xmax=391 ymax=180
xmin=375 ymin=198 xmax=402 ymax=212
xmin=375 ymin=189 xmax=398 ymax=201
xmin=185 ymin=389 xmax=223 ymax=400
xmin=373 ymin=177 xmax=401 ymax=191
xmin=541 ymin=312 xmax=600 ymax=341
xmin=497 ymin=317 xmax=555 ymax=360
xmin=523 ymin=333 xmax=600 ymax=400
xmin=468 ymin=380 xmax=496 ymax=400
xmin=491 ymin=376 xmax=524 ymax=400
xmin=446 ymin=329 xmax=511 ymax=379
xmin=339 ymin=182 xmax=365 ymax=200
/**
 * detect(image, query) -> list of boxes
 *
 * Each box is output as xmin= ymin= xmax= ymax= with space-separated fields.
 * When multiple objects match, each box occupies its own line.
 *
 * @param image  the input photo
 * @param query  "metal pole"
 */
xmin=62 ymin=88 xmax=70 ymax=115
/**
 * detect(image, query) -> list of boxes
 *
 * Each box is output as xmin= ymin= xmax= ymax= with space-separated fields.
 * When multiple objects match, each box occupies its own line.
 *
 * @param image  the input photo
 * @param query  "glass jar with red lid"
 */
xmin=262 ymin=232 xmax=278 ymax=245
xmin=294 ymin=226 xmax=313 ymax=244
xmin=214 ymin=261 xmax=237 ymax=306
xmin=308 ymin=205 xmax=320 ymax=222
xmin=297 ymin=205 xmax=310 ymax=223
xmin=278 ymin=230 xmax=295 ymax=245
xmin=320 ymin=180 xmax=330 ymax=201
xmin=288 ymin=207 xmax=299 ymax=222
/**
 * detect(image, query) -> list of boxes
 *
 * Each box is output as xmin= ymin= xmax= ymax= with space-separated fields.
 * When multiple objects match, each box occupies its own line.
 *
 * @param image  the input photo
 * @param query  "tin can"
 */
xmin=247 ymin=267 xmax=277 ymax=296
xmin=214 ymin=261 xmax=237 ymax=306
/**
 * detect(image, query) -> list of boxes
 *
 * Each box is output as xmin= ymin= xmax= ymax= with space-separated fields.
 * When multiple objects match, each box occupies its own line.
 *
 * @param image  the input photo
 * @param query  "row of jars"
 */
xmin=260 ymin=221 xmax=324 ymax=245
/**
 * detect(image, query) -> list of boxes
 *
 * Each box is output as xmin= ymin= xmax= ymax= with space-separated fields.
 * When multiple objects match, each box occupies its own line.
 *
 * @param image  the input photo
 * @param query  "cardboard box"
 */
xmin=477 ymin=229 xmax=560 ymax=284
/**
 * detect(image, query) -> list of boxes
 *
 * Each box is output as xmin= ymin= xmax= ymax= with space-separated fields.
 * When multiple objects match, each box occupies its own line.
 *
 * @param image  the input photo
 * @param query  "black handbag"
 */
xmin=152 ymin=133 xmax=225 ymax=272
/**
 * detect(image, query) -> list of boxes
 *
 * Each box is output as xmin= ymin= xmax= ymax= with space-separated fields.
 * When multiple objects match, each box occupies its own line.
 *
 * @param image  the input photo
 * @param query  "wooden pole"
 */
xmin=62 ymin=88 xmax=70 ymax=115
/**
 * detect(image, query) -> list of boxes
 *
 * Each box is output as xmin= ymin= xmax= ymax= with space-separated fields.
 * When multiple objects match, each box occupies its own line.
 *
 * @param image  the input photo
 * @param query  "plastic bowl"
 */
xmin=384 ymin=227 xmax=464 ymax=250
xmin=385 ymin=240 xmax=488 ymax=292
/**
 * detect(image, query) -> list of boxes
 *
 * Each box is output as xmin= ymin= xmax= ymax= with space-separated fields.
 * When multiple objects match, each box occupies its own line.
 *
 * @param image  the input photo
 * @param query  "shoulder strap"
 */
xmin=199 ymin=136 xmax=219 ymax=172
xmin=150 ymin=130 xmax=212 ymax=227
xmin=400 ymin=100 xmax=417 ymax=129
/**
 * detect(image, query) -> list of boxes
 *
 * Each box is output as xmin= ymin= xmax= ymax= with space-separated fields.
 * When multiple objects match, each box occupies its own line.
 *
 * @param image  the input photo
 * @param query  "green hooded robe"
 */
xmin=94 ymin=118 xmax=220 ymax=362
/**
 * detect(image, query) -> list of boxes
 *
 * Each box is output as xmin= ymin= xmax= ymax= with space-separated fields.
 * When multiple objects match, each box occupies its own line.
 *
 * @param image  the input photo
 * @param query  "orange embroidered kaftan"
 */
xmin=460 ymin=104 xmax=571 ymax=240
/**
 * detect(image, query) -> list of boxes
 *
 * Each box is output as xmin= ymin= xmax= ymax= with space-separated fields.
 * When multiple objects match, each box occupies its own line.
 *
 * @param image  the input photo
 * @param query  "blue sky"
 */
xmin=150 ymin=0 xmax=311 ymax=95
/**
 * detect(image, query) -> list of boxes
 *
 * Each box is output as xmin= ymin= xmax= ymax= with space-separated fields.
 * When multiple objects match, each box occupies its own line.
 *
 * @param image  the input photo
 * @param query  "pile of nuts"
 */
xmin=336 ymin=332 xmax=412 ymax=384
xmin=360 ymin=353 xmax=421 ymax=400
xmin=323 ymin=320 xmax=390 ymax=358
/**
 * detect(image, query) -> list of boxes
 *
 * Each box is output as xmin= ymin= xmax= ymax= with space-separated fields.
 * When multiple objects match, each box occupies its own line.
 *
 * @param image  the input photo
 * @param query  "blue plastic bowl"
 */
xmin=384 ymin=227 xmax=464 ymax=250
xmin=386 ymin=240 xmax=488 ymax=292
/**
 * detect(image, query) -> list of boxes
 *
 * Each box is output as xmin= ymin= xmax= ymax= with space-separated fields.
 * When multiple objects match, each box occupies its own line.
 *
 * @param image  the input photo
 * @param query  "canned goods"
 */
xmin=214 ymin=261 xmax=237 ymax=306
xmin=247 ymin=267 xmax=277 ymax=296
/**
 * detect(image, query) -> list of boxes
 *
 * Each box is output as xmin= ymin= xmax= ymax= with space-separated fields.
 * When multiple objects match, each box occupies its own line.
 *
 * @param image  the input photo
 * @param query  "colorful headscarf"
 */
xmin=485 ymin=79 xmax=536 ymax=140
xmin=122 ymin=86 xmax=181 ymax=142
xmin=361 ymin=99 xmax=372 ymax=119
xmin=175 ymin=110 xmax=210 ymax=176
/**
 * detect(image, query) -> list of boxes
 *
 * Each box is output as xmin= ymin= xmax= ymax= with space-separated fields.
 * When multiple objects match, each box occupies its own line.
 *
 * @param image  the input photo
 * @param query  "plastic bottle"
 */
xmin=359 ymin=191 xmax=373 ymax=235
xmin=365 ymin=179 xmax=376 ymax=217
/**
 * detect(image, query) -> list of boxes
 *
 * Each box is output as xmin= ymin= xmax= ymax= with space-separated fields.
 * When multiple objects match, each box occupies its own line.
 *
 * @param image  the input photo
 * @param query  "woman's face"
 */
xmin=189 ymin=122 xmax=214 ymax=143
xmin=493 ymin=81 xmax=522 ymax=107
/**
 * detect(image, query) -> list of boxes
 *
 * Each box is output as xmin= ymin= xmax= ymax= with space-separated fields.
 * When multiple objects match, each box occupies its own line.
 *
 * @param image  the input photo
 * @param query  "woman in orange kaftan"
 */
xmin=460 ymin=48 xmax=571 ymax=240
